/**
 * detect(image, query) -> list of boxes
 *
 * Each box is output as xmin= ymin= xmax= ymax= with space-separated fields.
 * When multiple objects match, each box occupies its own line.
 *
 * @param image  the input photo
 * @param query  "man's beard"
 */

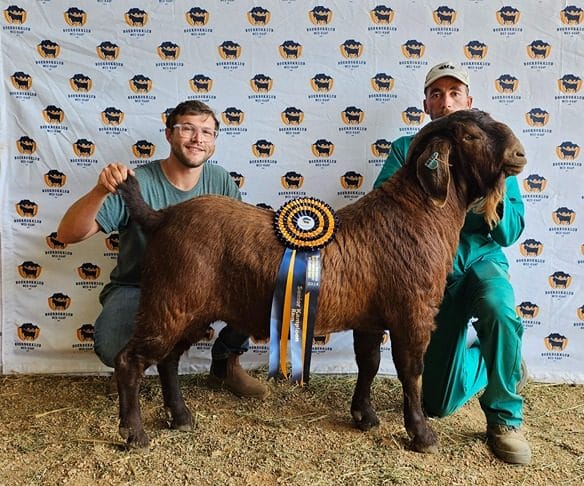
xmin=173 ymin=146 xmax=208 ymax=168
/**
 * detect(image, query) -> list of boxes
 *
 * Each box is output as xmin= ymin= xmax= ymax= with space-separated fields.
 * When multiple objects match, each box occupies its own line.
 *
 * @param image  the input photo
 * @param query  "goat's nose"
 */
xmin=509 ymin=142 xmax=526 ymax=160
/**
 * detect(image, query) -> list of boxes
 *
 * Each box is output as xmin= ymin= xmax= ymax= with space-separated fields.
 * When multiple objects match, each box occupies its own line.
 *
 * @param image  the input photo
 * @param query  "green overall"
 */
xmin=374 ymin=135 xmax=526 ymax=427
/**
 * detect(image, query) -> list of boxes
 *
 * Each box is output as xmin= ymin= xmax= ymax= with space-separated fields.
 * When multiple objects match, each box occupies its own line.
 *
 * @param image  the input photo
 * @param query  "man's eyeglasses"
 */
xmin=172 ymin=123 xmax=218 ymax=142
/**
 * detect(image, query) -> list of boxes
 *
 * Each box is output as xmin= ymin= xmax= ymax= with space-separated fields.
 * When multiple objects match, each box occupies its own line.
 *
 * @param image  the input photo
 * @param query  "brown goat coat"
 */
xmin=115 ymin=110 xmax=526 ymax=452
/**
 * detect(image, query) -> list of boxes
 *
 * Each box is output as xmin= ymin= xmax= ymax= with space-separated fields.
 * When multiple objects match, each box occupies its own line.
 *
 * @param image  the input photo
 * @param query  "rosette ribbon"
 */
xmin=268 ymin=198 xmax=337 ymax=384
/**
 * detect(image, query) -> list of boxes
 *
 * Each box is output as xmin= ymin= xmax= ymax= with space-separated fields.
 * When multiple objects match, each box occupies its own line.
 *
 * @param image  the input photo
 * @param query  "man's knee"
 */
xmin=465 ymin=262 xmax=521 ymax=331
xmin=94 ymin=341 xmax=116 ymax=368
xmin=93 ymin=287 xmax=140 ymax=368
xmin=212 ymin=325 xmax=249 ymax=359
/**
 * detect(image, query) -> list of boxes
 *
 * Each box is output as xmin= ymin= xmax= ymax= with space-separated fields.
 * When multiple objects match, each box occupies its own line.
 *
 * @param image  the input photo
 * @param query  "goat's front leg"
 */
xmin=157 ymin=341 xmax=193 ymax=431
xmin=115 ymin=345 xmax=150 ymax=449
xmin=390 ymin=327 xmax=438 ymax=453
xmin=351 ymin=329 xmax=384 ymax=430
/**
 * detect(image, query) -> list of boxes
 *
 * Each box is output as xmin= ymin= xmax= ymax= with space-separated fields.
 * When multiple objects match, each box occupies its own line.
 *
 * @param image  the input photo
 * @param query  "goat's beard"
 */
xmin=468 ymin=175 xmax=506 ymax=230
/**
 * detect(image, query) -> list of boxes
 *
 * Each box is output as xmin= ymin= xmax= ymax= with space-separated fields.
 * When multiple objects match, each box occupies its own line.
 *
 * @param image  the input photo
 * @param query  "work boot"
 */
xmin=486 ymin=424 xmax=532 ymax=465
xmin=209 ymin=354 xmax=269 ymax=399
xmin=516 ymin=358 xmax=528 ymax=393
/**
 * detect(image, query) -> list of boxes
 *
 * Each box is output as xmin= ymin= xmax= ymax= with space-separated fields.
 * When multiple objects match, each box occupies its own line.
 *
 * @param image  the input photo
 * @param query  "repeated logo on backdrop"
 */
xmin=496 ymin=6 xmax=521 ymax=25
xmin=559 ymin=6 xmax=583 ymax=25
xmin=2 ymin=2 xmax=582 ymax=378
xmin=64 ymin=7 xmax=87 ymax=26
xmin=4 ymin=5 xmax=27 ymax=23
xmin=187 ymin=7 xmax=209 ymax=27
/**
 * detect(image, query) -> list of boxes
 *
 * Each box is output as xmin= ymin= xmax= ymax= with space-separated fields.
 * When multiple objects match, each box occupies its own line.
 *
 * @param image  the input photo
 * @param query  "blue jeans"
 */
xmin=93 ymin=286 xmax=249 ymax=368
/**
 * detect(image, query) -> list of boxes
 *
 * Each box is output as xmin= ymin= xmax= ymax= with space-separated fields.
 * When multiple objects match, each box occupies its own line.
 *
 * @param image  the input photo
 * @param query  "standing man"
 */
xmin=373 ymin=61 xmax=530 ymax=464
xmin=57 ymin=100 xmax=269 ymax=400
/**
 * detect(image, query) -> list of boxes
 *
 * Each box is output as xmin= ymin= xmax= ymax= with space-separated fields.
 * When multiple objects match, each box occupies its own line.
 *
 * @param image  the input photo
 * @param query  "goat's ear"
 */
xmin=415 ymin=138 xmax=451 ymax=207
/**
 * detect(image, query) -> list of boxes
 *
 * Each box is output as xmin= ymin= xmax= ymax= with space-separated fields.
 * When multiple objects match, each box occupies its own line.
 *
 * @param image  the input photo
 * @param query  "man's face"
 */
xmin=423 ymin=76 xmax=473 ymax=120
xmin=166 ymin=113 xmax=217 ymax=169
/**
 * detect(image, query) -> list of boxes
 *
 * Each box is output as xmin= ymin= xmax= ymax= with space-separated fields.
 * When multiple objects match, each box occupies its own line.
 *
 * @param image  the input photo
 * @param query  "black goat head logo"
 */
xmin=132 ymin=140 xmax=156 ymax=159
xmin=370 ymin=6 xmax=394 ymax=24
xmin=311 ymin=139 xmax=334 ymax=158
xmin=222 ymin=107 xmax=244 ymax=126
xmin=70 ymin=73 xmax=93 ymax=92
xmin=18 ymin=261 xmax=42 ymax=279
xmin=432 ymin=6 xmax=457 ymax=25
xmin=37 ymin=40 xmax=61 ymax=58
xmin=11 ymin=72 xmax=32 ymax=90
xmin=73 ymin=139 xmax=96 ymax=158
xmin=310 ymin=73 xmax=333 ymax=92
xmin=64 ymin=7 xmax=87 ymax=26
xmin=464 ymin=40 xmax=488 ymax=60
xmin=157 ymin=41 xmax=180 ymax=61
xmin=186 ymin=7 xmax=209 ymax=26
xmin=247 ymin=7 xmax=271 ymax=25
xmin=17 ymin=136 xmax=37 ymax=155
xmin=44 ymin=170 xmax=66 ymax=188
xmin=496 ymin=6 xmax=520 ymax=25
xmin=124 ymin=8 xmax=148 ymax=27
xmin=190 ymin=74 xmax=213 ymax=93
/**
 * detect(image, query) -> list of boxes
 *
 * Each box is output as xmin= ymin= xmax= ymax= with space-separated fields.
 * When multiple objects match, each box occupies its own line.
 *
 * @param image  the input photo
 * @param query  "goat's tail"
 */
xmin=117 ymin=174 xmax=164 ymax=233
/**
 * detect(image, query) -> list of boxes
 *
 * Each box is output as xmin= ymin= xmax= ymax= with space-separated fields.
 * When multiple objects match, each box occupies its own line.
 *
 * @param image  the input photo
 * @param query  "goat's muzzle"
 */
xmin=503 ymin=141 xmax=527 ymax=176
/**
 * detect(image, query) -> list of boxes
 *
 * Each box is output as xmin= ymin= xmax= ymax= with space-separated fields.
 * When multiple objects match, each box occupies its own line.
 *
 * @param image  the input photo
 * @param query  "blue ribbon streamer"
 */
xmin=269 ymin=248 xmax=322 ymax=384
xmin=289 ymin=251 xmax=308 ymax=383
xmin=268 ymin=248 xmax=294 ymax=379
xmin=302 ymin=252 xmax=320 ymax=383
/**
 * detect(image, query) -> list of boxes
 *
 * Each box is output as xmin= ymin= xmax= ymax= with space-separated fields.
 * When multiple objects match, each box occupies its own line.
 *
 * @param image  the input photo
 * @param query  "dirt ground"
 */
xmin=0 ymin=371 xmax=582 ymax=486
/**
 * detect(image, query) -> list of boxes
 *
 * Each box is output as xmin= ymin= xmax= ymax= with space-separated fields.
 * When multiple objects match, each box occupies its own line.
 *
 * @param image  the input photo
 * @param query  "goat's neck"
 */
xmin=379 ymin=169 xmax=468 ymax=226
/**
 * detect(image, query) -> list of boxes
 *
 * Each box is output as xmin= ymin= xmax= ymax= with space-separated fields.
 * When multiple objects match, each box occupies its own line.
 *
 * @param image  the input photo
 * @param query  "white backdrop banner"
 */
xmin=1 ymin=1 xmax=583 ymax=382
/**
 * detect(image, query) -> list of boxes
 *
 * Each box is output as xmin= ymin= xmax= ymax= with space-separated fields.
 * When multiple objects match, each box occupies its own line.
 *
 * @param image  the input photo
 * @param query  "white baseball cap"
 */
xmin=424 ymin=61 xmax=470 ymax=90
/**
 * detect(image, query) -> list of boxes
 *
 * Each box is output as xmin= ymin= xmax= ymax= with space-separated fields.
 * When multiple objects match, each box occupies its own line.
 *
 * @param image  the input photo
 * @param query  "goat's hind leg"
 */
xmin=390 ymin=327 xmax=438 ymax=453
xmin=157 ymin=340 xmax=193 ymax=431
xmin=115 ymin=344 xmax=152 ymax=449
xmin=351 ymin=329 xmax=384 ymax=431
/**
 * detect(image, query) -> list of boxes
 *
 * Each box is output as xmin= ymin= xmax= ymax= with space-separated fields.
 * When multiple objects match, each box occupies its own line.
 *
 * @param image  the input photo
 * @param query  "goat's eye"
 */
xmin=463 ymin=134 xmax=476 ymax=141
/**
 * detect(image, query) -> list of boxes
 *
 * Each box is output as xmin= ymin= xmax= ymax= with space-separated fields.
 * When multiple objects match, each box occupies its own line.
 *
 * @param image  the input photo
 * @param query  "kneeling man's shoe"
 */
xmin=209 ymin=354 xmax=269 ymax=400
xmin=487 ymin=424 xmax=532 ymax=465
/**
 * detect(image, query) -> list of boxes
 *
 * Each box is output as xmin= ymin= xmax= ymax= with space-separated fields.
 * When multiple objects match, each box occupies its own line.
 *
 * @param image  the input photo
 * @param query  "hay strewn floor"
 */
xmin=0 ymin=372 xmax=583 ymax=485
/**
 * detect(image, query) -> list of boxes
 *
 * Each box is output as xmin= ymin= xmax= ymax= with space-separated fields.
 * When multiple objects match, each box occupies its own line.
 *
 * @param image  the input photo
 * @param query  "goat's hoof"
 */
xmin=119 ymin=425 xmax=130 ymax=440
xmin=351 ymin=409 xmax=380 ymax=431
xmin=171 ymin=420 xmax=193 ymax=432
xmin=169 ymin=409 xmax=193 ymax=431
xmin=119 ymin=426 xmax=150 ymax=449
xmin=411 ymin=436 xmax=439 ymax=454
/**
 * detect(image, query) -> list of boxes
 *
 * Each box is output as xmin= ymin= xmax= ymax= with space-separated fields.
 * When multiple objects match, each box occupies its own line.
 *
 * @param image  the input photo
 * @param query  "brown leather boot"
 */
xmin=209 ymin=354 xmax=269 ymax=399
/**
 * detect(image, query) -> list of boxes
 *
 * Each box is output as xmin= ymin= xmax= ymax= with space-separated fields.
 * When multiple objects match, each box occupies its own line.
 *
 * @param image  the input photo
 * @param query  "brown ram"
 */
xmin=114 ymin=110 xmax=526 ymax=451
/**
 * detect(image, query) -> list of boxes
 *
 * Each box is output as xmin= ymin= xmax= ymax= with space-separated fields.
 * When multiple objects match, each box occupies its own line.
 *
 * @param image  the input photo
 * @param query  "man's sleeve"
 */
xmin=95 ymin=192 xmax=128 ymax=234
xmin=373 ymin=137 xmax=408 ymax=189
xmin=490 ymin=176 xmax=525 ymax=247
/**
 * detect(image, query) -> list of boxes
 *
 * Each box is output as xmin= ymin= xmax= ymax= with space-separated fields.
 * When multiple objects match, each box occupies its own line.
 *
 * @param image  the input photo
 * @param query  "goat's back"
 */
xmin=136 ymin=194 xmax=285 ymax=338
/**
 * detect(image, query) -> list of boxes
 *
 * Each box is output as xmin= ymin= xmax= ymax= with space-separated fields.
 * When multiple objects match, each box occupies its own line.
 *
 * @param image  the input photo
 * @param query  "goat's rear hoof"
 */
xmin=169 ymin=408 xmax=193 ymax=432
xmin=411 ymin=433 xmax=439 ymax=454
xmin=351 ymin=408 xmax=380 ymax=431
xmin=119 ymin=426 xmax=150 ymax=449
xmin=411 ymin=440 xmax=439 ymax=454
xmin=171 ymin=419 xmax=193 ymax=432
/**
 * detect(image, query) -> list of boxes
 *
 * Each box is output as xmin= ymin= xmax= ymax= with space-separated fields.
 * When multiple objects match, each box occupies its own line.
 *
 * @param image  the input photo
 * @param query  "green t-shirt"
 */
xmin=373 ymin=135 xmax=525 ymax=282
xmin=96 ymin=160 xmax=241 ymax=302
